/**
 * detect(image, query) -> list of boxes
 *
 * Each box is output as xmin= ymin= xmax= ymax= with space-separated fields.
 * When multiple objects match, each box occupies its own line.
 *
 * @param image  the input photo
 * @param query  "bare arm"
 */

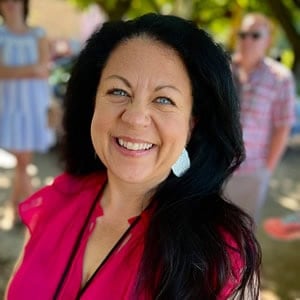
xmin=0 ymin=64 xmax=42 ymax=79
xmin=32 ymin=34 xmax=50 ymax=78
xmin=266 ymin=125 xmax=291 ymax=173
xmin=37 ymin=35 xmax=50 ymax=66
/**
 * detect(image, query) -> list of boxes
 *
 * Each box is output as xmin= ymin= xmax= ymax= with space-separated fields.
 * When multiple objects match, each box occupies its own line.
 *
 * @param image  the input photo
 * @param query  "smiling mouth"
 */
xmin=117 ymin=138 xmax=154 ymax=151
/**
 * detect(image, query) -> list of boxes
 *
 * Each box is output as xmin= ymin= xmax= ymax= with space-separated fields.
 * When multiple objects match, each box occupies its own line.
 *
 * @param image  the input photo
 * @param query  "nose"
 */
xmin=121 ymin=101 xmax=151 ymax=128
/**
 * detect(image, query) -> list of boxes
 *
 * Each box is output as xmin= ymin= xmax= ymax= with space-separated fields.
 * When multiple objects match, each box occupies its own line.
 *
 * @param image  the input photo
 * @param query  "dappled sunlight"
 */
xmin=0 ymin=149 xmax=16 ymax=170
xmin=0 ymin=205 xmax=15 ymax=231
xmin=31 ymin=175 xmax=55 ymax=188
xmin=0 ymin=149 xmax=62 ymax=296
xmin=26 ymin=164 xmax=38 ymax=176
xmin=44 ymin=176 xmax=55 ymax=186
xmin=278 ymin=196 xmax=300 ymax=211
xmin=269 ymin=161 xmax=300 ymax=212
xmin=0 ymin=175 xmax=11 ymax=189
xmin=270 ymin=177 xmax=294 ymax=190
xmin=31 ymin=177 xmax=42 ymax=189
xmin=0 ymin=150 xmax=60 ymax=234
xmin=261 ymin=289 xmax=281 ymax=300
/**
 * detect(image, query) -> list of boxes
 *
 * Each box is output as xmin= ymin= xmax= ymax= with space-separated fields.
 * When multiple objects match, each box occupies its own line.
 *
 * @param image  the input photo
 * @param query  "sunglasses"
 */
xmin=238 ymin=31 xmax=264 ymax=40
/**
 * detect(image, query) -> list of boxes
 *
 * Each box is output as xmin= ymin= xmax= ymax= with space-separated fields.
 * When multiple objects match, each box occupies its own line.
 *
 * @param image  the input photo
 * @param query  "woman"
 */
xmin=0 ymin=0 xmax=53 ymax=229
xmin=6 ymin=13 xmax=261 ymax=299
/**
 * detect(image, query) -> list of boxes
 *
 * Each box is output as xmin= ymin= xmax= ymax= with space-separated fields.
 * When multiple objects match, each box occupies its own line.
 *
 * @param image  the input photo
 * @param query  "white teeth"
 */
xmin=118 ymin=138 xmax=153 ymax=150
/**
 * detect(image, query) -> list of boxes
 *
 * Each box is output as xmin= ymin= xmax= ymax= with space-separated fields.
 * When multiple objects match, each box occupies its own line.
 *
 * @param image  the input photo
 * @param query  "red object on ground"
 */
xmin=263 ymin=213 xmax=300 ymax=241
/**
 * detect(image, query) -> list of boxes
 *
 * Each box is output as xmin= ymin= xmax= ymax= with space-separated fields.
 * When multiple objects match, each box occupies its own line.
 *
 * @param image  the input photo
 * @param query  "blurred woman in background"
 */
xmin=0 ymin=0 xmax=53 ymax=229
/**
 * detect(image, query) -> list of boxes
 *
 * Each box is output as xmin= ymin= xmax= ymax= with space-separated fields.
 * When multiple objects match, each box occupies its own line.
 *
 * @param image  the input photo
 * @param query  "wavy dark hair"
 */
xmin=0 ymin=0 xmax=29 ymax=21
xmin=61 ymin=13 xmax=261 ymax=299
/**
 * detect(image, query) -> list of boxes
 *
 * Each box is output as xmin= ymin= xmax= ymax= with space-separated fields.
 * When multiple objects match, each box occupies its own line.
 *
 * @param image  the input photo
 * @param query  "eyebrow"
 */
xmin=104 ymin=74 xmax=182 ymax=95
xmin=155 ymin=85 xmax=182 ymax=95
xmin=104 ymin=75 xmax=131 ymax=88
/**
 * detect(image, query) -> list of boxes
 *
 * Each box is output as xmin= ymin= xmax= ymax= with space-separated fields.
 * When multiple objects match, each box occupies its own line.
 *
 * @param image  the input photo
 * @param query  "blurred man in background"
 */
xmin=224 ymin=13 xmax=296 ymax=222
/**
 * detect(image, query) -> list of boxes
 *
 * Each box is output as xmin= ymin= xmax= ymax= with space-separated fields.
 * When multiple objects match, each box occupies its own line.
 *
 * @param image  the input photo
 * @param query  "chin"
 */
xmin=112 ymin=168 xmax=168 ymax=187
xmin=110 ymin=168 xmax=149 ymax=183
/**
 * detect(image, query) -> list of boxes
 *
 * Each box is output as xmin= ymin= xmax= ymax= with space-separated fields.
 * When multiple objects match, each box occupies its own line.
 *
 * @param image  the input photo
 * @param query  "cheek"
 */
xmin=162 ymin=117 xmax=191 ymax=146
xmin=90 ymin=110 xmax=108 ymax=144
xmin=91 ymin=102 xmax=113 ymax=130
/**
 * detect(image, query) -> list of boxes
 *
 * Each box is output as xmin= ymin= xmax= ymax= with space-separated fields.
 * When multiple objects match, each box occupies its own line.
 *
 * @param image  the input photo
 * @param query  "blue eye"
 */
xmin=108 ymin=89 xmax=128 ymax=97
xmin=156 ymin=97 xmax=173 ymax=105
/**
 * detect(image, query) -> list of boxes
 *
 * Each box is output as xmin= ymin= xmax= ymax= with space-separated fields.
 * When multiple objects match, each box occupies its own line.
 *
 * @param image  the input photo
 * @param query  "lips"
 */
xmin=117 ymin=138 xmax=153 ymax=151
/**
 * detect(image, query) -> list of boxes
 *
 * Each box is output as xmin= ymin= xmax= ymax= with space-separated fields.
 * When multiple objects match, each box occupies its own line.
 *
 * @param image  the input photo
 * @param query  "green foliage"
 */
xmin=66 ymin=0 xmax=300 ymax=74
xmin=125 ymin=0 xmax=162 ymax=18
xmin=281 ymin=49 xmax=294 ymax=68
xmin=69 ymin=0 xmax=92 ymax=9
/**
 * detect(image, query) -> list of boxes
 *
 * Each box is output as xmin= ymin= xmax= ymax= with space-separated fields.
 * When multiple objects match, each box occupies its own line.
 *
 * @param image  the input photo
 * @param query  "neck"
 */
xmin=101 ymin=175 xmax=154 ymax=218
xmin=239 ymin=56 xmax=263 ymax=75
xmin=5 ymin=18 xmax=26 ymax=33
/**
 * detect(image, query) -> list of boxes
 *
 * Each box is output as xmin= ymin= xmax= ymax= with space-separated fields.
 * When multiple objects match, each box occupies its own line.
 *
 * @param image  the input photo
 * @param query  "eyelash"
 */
xmin=107 ymin=88 xmax=175 ymax=106
xmin=155 ymin=97 xmax=174 ymax=105
xmin=107 ymin=88 xmax=129 ymax=97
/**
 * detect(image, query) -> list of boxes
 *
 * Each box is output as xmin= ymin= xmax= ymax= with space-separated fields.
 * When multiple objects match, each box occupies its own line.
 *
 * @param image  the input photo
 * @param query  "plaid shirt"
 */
xmin=233 ymin=57 xmax=296 ymax=174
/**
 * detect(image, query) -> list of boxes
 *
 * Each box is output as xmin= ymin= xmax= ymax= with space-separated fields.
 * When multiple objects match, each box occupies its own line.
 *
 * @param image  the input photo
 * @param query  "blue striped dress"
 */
xmin=0 ymin=25 xmax=54 ymax=152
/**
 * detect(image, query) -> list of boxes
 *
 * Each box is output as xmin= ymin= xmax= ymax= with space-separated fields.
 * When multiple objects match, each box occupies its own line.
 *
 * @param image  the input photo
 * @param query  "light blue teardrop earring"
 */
xmin=171 ymin=148 xmax=190 ymax=177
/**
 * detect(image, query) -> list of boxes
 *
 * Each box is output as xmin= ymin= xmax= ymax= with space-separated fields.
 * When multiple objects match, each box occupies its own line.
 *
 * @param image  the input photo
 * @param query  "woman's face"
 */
xmin=91 ymin=37 xmax=193 ymax=188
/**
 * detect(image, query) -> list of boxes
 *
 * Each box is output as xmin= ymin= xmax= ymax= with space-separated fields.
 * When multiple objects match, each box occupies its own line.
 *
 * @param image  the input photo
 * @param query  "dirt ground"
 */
xmin=0 ymin=149 xmax=61 ymax=298
xmin=0 ymin=143 xmax=300 ymax=299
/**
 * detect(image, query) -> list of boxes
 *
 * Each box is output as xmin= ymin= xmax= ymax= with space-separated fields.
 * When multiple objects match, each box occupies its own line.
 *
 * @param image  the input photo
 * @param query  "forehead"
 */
xmin=241 ymin=16 xmax=269 ymax=32
xmin=113 ymin=36 xmax=177 ymax=58
xmin=101 ymin=36 xmax=192 ymax=94
xmin=104 ymin=37 xmax=186 ymax=72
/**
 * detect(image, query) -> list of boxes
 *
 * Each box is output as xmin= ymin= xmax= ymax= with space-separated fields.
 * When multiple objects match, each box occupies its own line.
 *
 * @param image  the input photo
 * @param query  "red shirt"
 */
xmin=7 ymin=172 xmax=243 ymax=299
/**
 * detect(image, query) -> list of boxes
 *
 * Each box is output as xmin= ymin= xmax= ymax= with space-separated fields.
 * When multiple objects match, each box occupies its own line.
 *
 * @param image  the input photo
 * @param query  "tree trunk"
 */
xmin=294 ymin=57 xmax=300 ymax=92
xmin=266 ymin=0 xmax=300 ymax=79
xmin=96 ymin=0 xmax=132 ymax=21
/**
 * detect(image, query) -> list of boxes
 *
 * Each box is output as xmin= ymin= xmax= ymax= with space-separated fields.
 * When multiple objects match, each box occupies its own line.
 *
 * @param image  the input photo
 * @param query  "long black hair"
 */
xmin=61 ymin=13 xmax=261 ymax=299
